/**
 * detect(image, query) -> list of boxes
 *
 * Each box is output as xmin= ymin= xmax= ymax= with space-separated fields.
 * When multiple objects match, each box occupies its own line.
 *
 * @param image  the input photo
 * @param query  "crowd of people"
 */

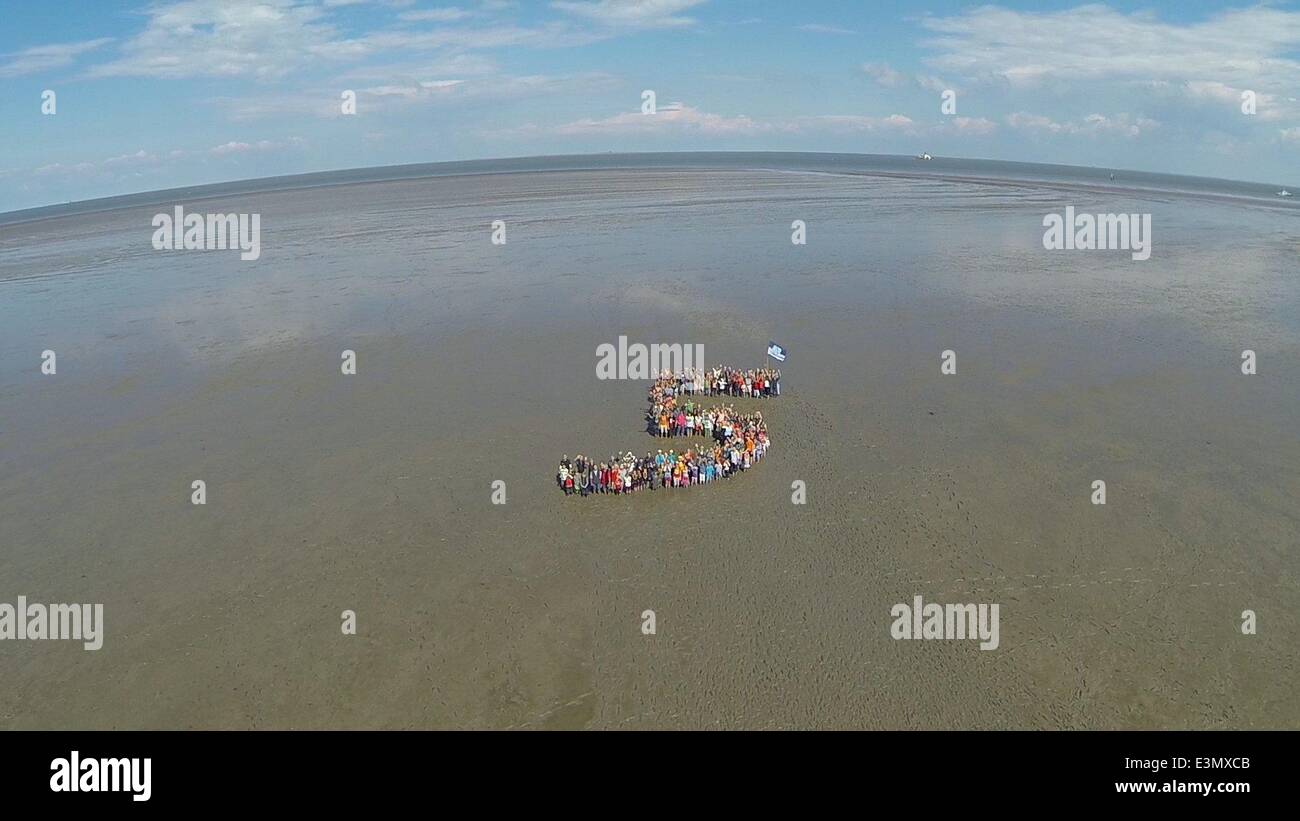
xmin=653 ymin=366 xmax=781 ymax=399
xmin=556 ymin=366 xmax=778 ymax=496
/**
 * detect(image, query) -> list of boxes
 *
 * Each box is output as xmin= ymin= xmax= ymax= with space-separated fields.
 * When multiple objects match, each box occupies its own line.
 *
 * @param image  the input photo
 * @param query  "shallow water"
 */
xmin=1 ymin=157 xmax=1297 ymax=728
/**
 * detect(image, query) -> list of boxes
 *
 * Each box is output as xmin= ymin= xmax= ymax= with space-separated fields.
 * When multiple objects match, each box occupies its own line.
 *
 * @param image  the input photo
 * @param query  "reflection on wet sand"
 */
xmin=1 ymin=161 xmax=1297 ymax=728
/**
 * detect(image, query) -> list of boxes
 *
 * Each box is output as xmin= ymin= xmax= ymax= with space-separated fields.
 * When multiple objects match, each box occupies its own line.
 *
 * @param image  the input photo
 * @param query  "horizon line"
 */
xmin=2 ymin=150 xmax=1295 ymax=226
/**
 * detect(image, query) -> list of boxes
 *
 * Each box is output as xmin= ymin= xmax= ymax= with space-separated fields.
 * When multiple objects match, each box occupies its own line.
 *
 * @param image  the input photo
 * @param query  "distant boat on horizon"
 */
xmin=917 ymin=152 xmax=933 ymax=160
xmin=1278 ymin=188 xmax=1292 ymax=197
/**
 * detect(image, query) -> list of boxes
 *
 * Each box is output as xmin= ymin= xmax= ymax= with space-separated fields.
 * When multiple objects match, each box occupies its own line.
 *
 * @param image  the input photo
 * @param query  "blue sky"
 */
xmin=2 ymin=0 xmax=1299 ymax=212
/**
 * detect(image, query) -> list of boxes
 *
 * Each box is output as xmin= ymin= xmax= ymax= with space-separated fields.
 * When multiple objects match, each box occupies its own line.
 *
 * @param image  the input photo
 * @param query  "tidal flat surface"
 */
xmin=1 ymin=159 xmax=1296 ymax=728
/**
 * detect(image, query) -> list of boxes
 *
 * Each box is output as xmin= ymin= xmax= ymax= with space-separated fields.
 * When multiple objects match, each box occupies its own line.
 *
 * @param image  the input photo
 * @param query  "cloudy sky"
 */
xmin=3 ymin=0 xmax=1299 ymax=212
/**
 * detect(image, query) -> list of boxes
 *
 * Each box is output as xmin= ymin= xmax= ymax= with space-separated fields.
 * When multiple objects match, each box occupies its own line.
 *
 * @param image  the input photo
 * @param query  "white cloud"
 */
xmin=1006 ymin=112 xmax=1059 ymax=132
xmin=923 ymin=4 xmax=1300 ymax=95
xmin=337 ymin=52 xmax=500 ymax=81
xmin=220 ymin=69 xmax=614 ymax=120
xmin=350 ymin=20 xmax=593 ymax=53
xmin=1077 ymin=113 xmax=1159 ymax=137
xmin=31 ymin=139 xmax=301 ymax=180
xmin=946 ymin=116 xmax=997 ymax=136
xmin=209 ymin=137 xmax=305 ymax=156
xmin=80 ymin=0 xmax=604 ymax=81
xmin=34 ymin=149 xmax=165 ymax=177
xmin=103 ymin=149 xmax=156 ymax=167
xmin=362 ymin=79 xmax=464 ymax=98
xmin=796 ymin=114 xmax=916 ymax=134
xmin=550 ymin=102 xmax=769 ymax=135
xmin=494 ymin=106 xmax=925 ymax=139
xmin=398 ymin=8 xmax=473 ymax=22
xmin=0 ymin=38 xmax=112 ymax=78
xmin=218 ymin=94 xmax=344 ymax=121
xmin=1006 ymin=111 xmax=1157 ymax=138
xmin=863 ymin=62 xmax=952 ymax=95
xmin=915 ymin=74 xmax=949 ymax=93
xmin=550 ymin=0 xmax=705 ymax=29
xmin=1183 ymin=81 xmax=1287 ymax=121
xmin=862 ymin=62 xmax=905 ymax=87
xmin=798 ymin=24 xmax=857 ymax=36
xmin=1184 ymin=80 xmax=1243 ymax=105
xmin=86 ymin=0 xmax=343 ymax=79
xmin=34 ymin=161 xmax=99 ymax=177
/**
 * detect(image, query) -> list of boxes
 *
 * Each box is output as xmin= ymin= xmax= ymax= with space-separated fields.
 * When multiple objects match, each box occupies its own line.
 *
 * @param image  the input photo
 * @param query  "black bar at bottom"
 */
xmin=4 ymin=730 xmax=1287 ymax=807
